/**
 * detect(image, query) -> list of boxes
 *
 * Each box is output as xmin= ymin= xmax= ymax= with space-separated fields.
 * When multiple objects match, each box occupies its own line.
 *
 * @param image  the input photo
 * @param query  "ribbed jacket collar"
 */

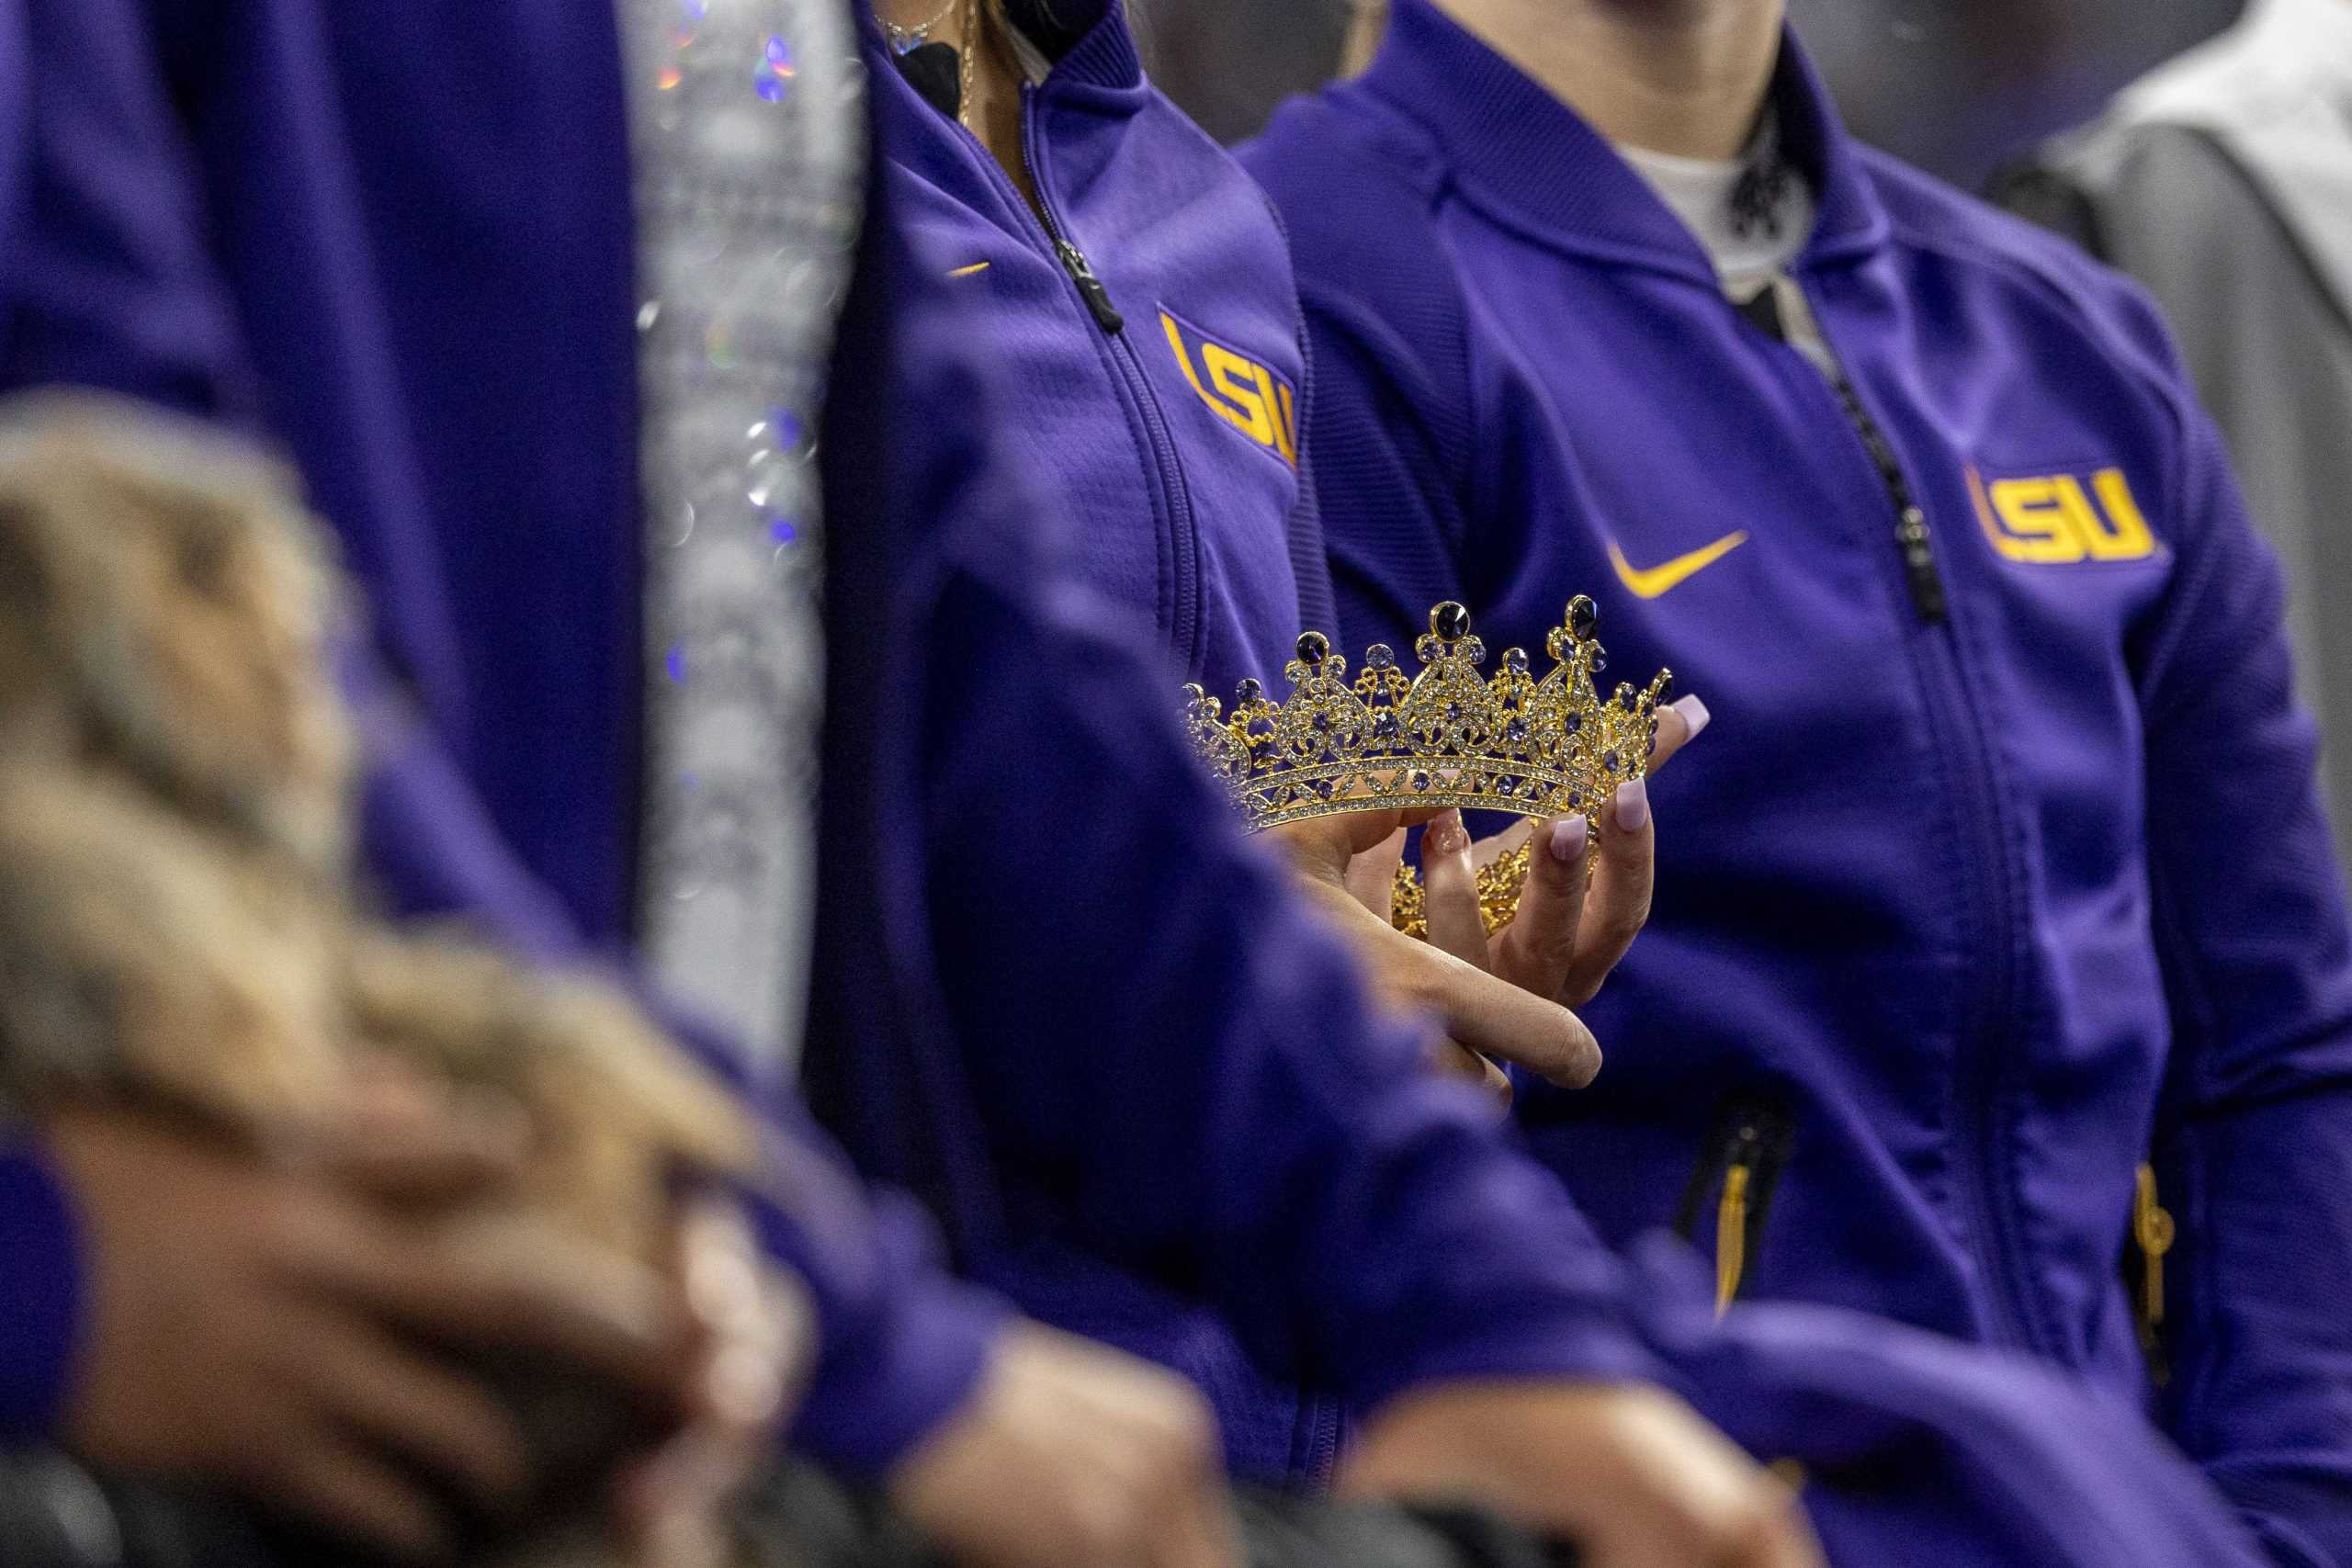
xmin=1358 ymin=0 xmax=1890 ymax=280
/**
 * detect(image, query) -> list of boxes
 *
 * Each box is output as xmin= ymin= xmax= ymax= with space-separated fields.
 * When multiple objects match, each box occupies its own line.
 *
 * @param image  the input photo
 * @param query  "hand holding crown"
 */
xmin=1183 ymin=597 xmax=1708 ymax=1099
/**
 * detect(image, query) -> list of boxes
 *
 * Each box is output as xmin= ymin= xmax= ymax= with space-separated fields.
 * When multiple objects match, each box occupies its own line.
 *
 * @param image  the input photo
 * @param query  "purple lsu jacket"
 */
xmin=867 ymin=0 xmax=1330 ymax=700
xmin=1245 ymin=3 xmax=2352 ymax=1559
xmin=0 ymin=0 xmax=1013 ymax=1475
xmin=814 ymin=63 xmax=2266 ymax=1562
xmin=0 ymin=1 xmax=2304 ymax=1559
xmin=0 ymin=0 xmax=1673 ymax=1488
xmin=843 ymin=0 xmax=1367 ymax=1474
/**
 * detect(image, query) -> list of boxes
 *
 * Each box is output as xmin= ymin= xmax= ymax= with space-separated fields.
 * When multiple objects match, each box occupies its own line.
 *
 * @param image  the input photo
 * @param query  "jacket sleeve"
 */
xmin=0 ymin=0 xmax=1003 ymax=1476
xmin=2132 ymin=349 xmax=2352 ymax=1568
xmin=352 ymin=627 xmax=1005 ymax=1481
xmin=1 ymin=0 xmax=248 ymax=412
xmin=0 ymin=1148 xmax=79 ymax=1441
xmin=911 ymin=404 xmax=1660 ymax=1411
xmin=0 ymin=0 xmax=210 ymax=1450
xmin=2000 ymin=128 xmax=2352 ymax=870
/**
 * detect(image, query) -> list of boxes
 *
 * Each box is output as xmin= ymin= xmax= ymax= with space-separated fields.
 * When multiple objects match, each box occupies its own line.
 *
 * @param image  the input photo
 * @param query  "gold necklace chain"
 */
xmin=883 ymin=0 xmax=961 ymax=52
xmin=961 ymin=0 xmax=980 ymax=130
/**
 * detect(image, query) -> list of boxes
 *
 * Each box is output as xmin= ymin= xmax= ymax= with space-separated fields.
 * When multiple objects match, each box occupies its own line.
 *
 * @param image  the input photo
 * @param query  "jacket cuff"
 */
xmin=0 ymin=1147 xmax=82 ymax=1441
xmin=786 ymin=1272 xmax=1007 ymax=1478
xmin=1345 ymin=1298 xmax=1665 ymax=1420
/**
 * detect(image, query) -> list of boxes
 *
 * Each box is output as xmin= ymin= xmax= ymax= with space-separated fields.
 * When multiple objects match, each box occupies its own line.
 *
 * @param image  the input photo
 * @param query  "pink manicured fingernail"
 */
xmin=1432 ymin=808 xmax=1469 ymax=857
xmin=1549 ymin=814 xmax=1588 ymax=863
xmin=1614 ymin=777 xmax=1651 ymax=833
xmin=1670 ymin=694 xmax=1711 ymax=739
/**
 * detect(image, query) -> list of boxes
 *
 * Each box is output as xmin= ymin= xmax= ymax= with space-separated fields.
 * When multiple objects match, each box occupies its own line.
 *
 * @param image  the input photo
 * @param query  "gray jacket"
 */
xmin=1999 ymin=0 xmax=2352 ymax=880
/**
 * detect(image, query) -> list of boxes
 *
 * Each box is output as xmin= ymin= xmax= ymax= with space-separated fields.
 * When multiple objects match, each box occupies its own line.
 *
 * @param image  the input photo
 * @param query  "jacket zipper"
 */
xmin=966 ymin=90 xmax=1201 ymax=668
xmin=1053 ymin=236 xmax=1124 ymax=333
xmin=1785 ymin=275 xmax=2041 ymax=1356
xmin=1821 ymin=370 xmax=1944 ymax=623
xmin=1301 ymin=1393 xmax=1344 ymax=1485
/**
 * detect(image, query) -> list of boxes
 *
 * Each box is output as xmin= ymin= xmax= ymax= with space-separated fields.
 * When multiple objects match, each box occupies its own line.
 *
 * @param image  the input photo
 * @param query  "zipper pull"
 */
xmin=2132 ymin=1163 xmax=2176 ymax=1348
xmin=1057 ymin=240 xmax=1125 ymax=334
xmin=1715 ymin=1165 xmax=1751 ymax=1316
xmin=1714 ymin=1126 xmax=1760 ymax=1317
xmin=1896 ymin=506 xmax=1947 ymax=623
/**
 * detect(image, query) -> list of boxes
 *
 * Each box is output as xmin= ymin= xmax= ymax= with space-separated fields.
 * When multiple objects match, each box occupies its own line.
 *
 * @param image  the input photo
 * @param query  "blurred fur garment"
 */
xmin=0 ymin=393 xmax=757 ymax=1563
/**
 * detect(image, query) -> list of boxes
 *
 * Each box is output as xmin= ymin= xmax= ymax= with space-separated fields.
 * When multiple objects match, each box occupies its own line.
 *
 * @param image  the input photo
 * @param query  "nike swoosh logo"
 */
xmin=1607 ymin=531 xmax=1750 ymax=599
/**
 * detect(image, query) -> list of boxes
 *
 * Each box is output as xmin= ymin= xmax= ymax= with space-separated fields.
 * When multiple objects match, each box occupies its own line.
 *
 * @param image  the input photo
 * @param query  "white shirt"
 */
xmin=1617 ymin=115 xmax=1816 ymax=302
xmin=1619 ymin=116 xmax=1832 ymax=373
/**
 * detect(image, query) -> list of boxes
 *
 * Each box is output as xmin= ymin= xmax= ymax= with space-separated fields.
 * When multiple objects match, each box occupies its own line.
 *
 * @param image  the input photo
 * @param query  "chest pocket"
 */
xmin=1964 ymin=463 xmax=2164 ymax=567
xmin=1157 ymin=307 xmax=1301 ymax=471
xmin=1675 ymin=1095 xmax=1797 ymax=1314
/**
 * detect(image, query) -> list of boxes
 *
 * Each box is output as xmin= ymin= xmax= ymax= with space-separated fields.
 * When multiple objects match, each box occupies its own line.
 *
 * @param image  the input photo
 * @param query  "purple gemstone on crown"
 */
xmin=1603 ymin=750 xmax=1621 ymax=773
xmin=1505 ymin=717 xmax=1530 ymax=743
xmin=1367 ymin=644 xmax=1396 ymax=671
xmin=1410 ymin=771 xmax=1431 ymax=792
xmin=1504 ymin=648 xmax=1530 ymax=674
xmin=1373 ymin=711 xmax=1399 ymax=740
xmin=1593 ymin=651 xmax=1610 ymax=673
xmin=1619 ymin=687 xmax=1636 ymax=710
xmin=1445 ymin=701 xmax=1463 ymax=720
xmin=1565 ymin=712 xmax=1584 ymax=733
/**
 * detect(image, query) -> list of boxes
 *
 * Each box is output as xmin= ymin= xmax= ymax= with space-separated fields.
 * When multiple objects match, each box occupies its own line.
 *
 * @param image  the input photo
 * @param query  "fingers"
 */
xmin=1647 ymin=694 xmax=1711 ymax=776
xmin=267 ymin=1303 xmax=532 ymax=1510
xmin=1341 ymin=826 xmax=1409 ymax=921
xmin=1559 ymin=778 xmax=1654 ymax=1008
xmin=676 ymin=1201 xmax=791 ymax=1432
xmin=1739 ymin=1493 xmax=1826 ymax=1568
xmin=1493 ymin=813 xmax=1589 ymax=1001
xmin=257 ymin=1427 xmax=455 ymax=1562
xmin=892 ymin=1322 xmax=1242 ymax=1568
xmin=1736 ymin=1466 xmax=1824 ymax=1568
xmin=316 ymin=1056 xmax=531 ymax=1208
xmin=1467 ymin=817 xmax=1533 ymax=874
xmin=1404 ymin=942 xmax=1601 ymax=1088
xmin=616 ymin=1429 xmax=746 ymax=1568
xmin=325 ymin=1109 xmax=531 ymax=1212
xmin=1418 ymin=810 xmax=1492 ymax=970
xmin=1428 ymin=1037 xmax=1513 ymax=1113
xmin=1134 ymin=1388 xmax=1237 ymax=1568
xmin=1673 ymin=1482 xmax=1819 ymax=1568
xmin=299 ymin=1208 xmax=682 ymax=1405
xmin=612 ymin=1199 xmax=797 ymax=1553
xmin=1269 ymin=809 xmax=1411 ymax=885
xmin=1145 ymin=1439 xmax=1243 ymax=1568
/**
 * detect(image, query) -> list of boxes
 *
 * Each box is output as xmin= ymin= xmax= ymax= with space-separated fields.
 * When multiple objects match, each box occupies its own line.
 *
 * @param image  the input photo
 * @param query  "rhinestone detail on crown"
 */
xmin=1182 ymin=596 xmax=1670 ymax=834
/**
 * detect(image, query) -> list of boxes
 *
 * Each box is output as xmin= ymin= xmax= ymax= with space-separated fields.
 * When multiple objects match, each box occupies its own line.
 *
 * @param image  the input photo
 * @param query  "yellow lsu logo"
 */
xmin=1159 ymin=310 xmax=1298 ymax=468
xmin=1967 ymin=465 xmax=2161 ymax=564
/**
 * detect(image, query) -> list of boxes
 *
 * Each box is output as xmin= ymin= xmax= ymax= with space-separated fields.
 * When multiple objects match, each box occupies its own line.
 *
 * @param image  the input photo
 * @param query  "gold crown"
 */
xmin=1182 ymin=598 xmax=1670 ymax=935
